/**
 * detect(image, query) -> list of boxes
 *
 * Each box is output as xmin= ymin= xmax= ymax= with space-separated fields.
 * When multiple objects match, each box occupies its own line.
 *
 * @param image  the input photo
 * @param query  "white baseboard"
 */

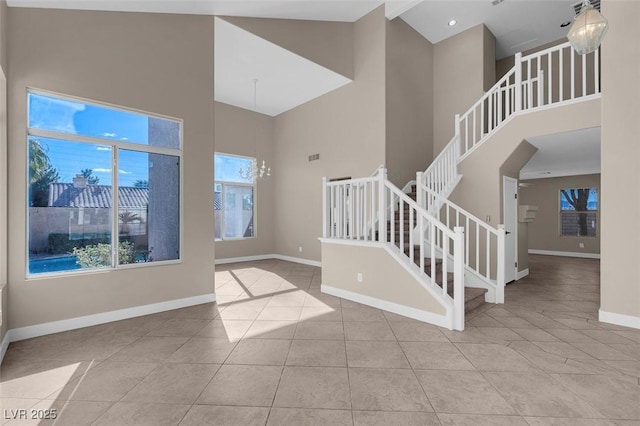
xmin=215 ymin=254 xmax=321 ymax=268
xmin=516 ymin=268 xmax=529 ymax=280
xmin=8 ymin=293 xmax=216 ymax=343
xmin=528 ymin=249 xmax=600 ymax=259
xmin=599 ymin=309 xmax=640 ymax=330
xmin=215 ymin=254 xmax=274 ymax=265
xmin=321 ymin=284 xmax=451 ymax=329
xmin=0 ymin=331 xmax=10 ymax=364
xmin=272 ymin=254 xmax=321 ymax=268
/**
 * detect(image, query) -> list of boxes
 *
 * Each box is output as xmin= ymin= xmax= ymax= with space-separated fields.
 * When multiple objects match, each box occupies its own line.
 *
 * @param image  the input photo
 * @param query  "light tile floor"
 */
xmin=1 ymin=255 xmax=639 ymax=425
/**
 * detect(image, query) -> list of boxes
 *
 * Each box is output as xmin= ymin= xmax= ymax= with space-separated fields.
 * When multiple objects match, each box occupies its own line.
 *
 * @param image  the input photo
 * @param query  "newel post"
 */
xmin=496 ymin=224 xmax=506 ymax=304
xmin=514 ymin=52 xmax=523 ymax=112
xmin=453 ymin=226 xmax=465 ymax=331
xmin=416 ymin=172 xmax=423 ymax=209
xmin=322 ymin=177 xmax=328 ymax=238
xmin=378 ymin=167 xmax=387 ymax=243
xmin=454 ymin=113 xmax=461 ymax=156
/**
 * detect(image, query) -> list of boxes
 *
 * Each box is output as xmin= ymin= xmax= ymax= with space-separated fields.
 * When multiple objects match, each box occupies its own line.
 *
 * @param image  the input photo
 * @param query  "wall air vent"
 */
xmin=573 ymin=0 xmax=600 ymax=15
xmin=491 ymin=0 xmax=505 ymax=6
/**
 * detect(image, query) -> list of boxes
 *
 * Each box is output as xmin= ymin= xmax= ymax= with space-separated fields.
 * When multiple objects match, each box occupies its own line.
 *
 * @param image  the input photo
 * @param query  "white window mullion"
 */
xmin=112 ymin=148 xmax=120 ymax=268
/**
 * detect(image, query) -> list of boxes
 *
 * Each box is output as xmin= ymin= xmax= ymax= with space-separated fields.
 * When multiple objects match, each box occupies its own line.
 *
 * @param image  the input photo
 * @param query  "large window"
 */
xmin=27 ymin=91 xmax=181 ymax=276
xmin=214 ymin=153 xmax=255 ymax=240
xmin=560 ymin=187 xmax=598 ymax=237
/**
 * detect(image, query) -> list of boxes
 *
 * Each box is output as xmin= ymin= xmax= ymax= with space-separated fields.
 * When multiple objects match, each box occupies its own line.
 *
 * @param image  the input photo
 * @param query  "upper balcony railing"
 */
xmin=458 ymin=41 xmax=601 ymax=161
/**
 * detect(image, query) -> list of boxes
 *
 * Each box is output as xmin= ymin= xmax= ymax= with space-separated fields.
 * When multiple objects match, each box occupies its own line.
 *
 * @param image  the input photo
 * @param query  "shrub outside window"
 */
xmin=560 ymin=187 xmax=598 ymax=237
xmin=27 ymin=90 xmax=181 ymax=276
xmin=214 ymin=153 xmax=255 ymax=240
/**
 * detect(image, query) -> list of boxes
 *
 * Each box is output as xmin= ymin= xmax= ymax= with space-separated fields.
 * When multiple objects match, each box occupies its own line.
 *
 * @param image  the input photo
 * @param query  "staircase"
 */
xmin=384 ymin=183 xmax=487 ymax=313
xmin=321 ymin=41 xmax=601 ymax=331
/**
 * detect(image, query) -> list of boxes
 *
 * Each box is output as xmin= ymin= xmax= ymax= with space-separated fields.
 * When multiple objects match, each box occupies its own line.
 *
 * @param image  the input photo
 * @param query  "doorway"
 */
xmin=503 ymin=176 xmax=518 ymax=283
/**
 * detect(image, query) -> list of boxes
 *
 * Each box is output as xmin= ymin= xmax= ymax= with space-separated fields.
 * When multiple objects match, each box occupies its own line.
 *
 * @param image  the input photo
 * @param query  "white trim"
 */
xmin=8 ymin=293 xmax=215 ymax=342
xmin=215 ymin=254 xmax=321 ymax=268
xmin=215 ymin=254 xmax=274 ymax=265
xmin=321 ymin=284 xmax=451 ymax=329
xmin=528 ymin=249 xmax=600 ymax=259
xmin=516 ymin=268 xmax=529 ymax=280
xmin=0 ymin=331 xmax=10 ymax=364
xmin=272 ymin=254 xmax=321 ymax=268
xmin=599 ymin=309 xmax=640 ymax=330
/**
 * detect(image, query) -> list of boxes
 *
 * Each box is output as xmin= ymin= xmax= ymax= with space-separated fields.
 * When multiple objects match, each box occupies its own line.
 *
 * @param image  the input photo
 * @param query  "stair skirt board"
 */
xmin=463 ymin=268 xmax=499 ymax=303
xmin=321 ymin=284 xmax=451 ymax=329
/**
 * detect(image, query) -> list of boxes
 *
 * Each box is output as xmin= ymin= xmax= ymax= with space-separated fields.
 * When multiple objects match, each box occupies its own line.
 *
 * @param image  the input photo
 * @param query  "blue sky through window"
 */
xmin=27 ymin=93 xmax=185 ymax=187
xmin=215 ymin=153 xmax=253 ymax=185
xmin=560 ymin=188 xmax=598 ymax=211
xmin=29 ymin=93 xmax=149 ymax=144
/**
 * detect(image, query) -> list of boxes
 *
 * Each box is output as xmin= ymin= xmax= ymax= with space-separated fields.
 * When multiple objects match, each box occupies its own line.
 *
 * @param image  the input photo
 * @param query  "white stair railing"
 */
xmin=322 ymin=168 xmax=466 ymax=331
xmin=419 ymin=135 xmax=460 ymax=205
xmin=422 ymin=42 xmax=601 ymax=190
xmin=417 ymin=183 xmax=505 ymax=303
xmin=458 ymin=41 xmax=601 ymax=161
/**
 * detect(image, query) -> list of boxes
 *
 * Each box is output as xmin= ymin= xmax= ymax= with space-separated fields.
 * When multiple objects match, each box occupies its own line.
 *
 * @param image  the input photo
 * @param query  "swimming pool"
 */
xmin=29 ymin=255 xmax=81 ymax=274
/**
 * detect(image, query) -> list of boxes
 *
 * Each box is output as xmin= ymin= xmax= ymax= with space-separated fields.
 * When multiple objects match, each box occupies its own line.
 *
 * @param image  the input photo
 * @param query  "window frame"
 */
xmin=558 ymin=187 xmax=599 ymax=238
xmin=26 ymin=88 xmax=184 ymax=278
xmin=214 ymin=152 xmax=257 ymax=242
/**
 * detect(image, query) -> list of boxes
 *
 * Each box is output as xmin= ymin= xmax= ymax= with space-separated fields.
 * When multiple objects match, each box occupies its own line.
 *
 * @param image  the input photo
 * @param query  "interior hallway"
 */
xmin=1 ymin=256 xmax=638 ymax=425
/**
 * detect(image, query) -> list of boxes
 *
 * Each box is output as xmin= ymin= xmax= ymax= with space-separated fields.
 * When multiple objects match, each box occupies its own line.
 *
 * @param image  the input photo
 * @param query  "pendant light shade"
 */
xmin=567 ymin=1 xmax=608 ymax=55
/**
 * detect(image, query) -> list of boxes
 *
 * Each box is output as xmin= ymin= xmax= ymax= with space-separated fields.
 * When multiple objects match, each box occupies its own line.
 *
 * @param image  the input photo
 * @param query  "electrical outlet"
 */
xmin=579 ymin=242 xmax=585 ymax=248
xmin=486 ymin=215 xmax=491 ymax=222
xmin=298 ymin=246 xmax=303 ymax=253
xmin=357 ymin=273 xmax=363 ymax=283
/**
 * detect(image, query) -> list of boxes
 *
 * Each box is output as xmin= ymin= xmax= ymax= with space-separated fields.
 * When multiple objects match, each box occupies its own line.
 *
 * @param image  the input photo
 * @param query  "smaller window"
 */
xmin=214 ymin=153 xmax=255 ymax=240
xmin=560 ymin=188 xmax=598 ymax=237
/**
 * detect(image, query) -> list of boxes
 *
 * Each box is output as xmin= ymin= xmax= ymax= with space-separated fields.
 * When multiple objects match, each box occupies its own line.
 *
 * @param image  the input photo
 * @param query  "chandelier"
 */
xmin=239 ymin=79 xmax=271 ymax=180
xmin=567 ymin=0 xmax=608 ymax=55
xmin=239 ymin=159 xmax=270 ymax=180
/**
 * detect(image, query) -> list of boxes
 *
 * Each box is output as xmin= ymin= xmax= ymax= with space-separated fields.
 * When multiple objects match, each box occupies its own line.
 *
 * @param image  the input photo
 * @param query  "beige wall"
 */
xmin=433 ymin=25 xmax=493 ymax=156
xmin=273 ymin=7 xmax=387 ymax=263
xmin=322 ymin=242 xmax=446 ymax=315
xmin=483 ymin=26 xmax=496 ymax=91
xmin=600 ymin=1 xmax=640 ymax=320
xmin=520 ymin=174 xmax=600 ymax=255
xmin=222 ymin=16 xmax=354 ymax=79
xmin=0 ymin=0 xmax=6 ymax=73
xmin=0 ymin=0 xmax=7 ymax=344
xmin=214 ymin=102 xmax=275 ymax=259
xmin=7 ymin=9 xmax=215 ymax=329
xmin=385 ymin=18 xmax=433 ymax=187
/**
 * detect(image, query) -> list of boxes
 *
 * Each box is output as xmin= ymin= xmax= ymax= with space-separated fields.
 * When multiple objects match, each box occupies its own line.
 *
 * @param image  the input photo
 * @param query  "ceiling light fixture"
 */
xmin=239 ymin=79 xmax=271 ymax=181
xmin=567 ymin=0 xmax=608 ymax=55
xmin=448 ymin=19 xmax=457 ymax=27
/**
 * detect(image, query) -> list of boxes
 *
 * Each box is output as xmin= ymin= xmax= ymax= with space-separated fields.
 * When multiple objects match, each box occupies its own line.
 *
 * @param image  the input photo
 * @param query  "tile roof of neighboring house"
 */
xmin=48 ymin=183 xmax=149 ymax=208
xmin=214 ymin=191 xmax=221 ymax=210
